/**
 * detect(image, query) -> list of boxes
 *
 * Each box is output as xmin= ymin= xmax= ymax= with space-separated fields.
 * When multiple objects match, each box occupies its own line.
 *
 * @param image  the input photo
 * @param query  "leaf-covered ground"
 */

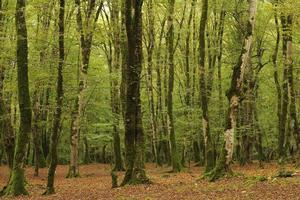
xmin=0 ymin=163 xmax=300 ymax=200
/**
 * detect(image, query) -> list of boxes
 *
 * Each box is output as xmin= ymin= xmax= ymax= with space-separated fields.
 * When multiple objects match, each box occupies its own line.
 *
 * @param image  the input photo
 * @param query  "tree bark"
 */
xmin=121 ymin=0 xmax=149 ymax=186
xmin=206 ymin=0 xmax=257 ymax=181
xmin=1 ymin=0 xmax=32 ymax=196
xmin=198 ymin=0 xmax=215 ymax=172
xmin=166 ymin=0 xmax=181 ymax=173
xmin=44 ymin=0 xmax=65 ymax=195
xmin=110 ymin=0 xmax=124 ymax=171
xmin=68 ymin=0 xmax=103 ymax=178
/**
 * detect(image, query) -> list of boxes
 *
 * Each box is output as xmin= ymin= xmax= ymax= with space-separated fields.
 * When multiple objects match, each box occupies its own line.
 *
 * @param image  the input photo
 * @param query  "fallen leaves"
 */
xmin=0 ymin=162 xmax=299 ymax=199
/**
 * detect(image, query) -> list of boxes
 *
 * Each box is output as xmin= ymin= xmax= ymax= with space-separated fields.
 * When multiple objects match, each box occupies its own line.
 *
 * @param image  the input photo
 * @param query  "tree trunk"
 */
xmin=44 ymin=0 xmax=65 ymax=194
xmin=1 ymin=0 xmax=32 ymax=196
xmin=166 ymin=0 xmax=181 ymax=173
xmin=68 ymin=0 xmax=102 ymax=178
xmin=146 ymin=0 xmax=159 ymax=165
xmin=121 ymin=0 xmax=149 ymax=186
xmin=198 ymin=0 xmax=215 ymax=172
xmin=206 ymin=0 xmax=257 ymax=181
xmin=110 ymin=0 xmax=124 ymax=172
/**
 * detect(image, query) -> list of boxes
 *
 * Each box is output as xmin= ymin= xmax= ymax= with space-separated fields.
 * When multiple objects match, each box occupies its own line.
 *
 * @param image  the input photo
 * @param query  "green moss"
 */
xmin=1 ymin=167 xmax=28 ymax=196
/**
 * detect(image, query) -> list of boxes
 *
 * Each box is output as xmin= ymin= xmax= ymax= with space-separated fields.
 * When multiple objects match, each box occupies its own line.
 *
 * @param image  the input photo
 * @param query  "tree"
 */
xmin=43 ymin=0 xmax=65 ymax=195
xmin=1 ymin=0 xmax=32 ymax=196
xmin=0 ymin=0 xmax=15 ymax=170
xmin=68 ymin=0 xmax=103 ymax=178
xmin=206 ymin=0 xmax=257 ymax=181
xmin=121 ymin=0 xmax=149 ymax=185
xmin=166 ymin=0 xmax=181 ymax=173
xmin=110 ymin=0 xmax=125 ymax=172
xmin=198 ymin=0 xmax=215 ymax=172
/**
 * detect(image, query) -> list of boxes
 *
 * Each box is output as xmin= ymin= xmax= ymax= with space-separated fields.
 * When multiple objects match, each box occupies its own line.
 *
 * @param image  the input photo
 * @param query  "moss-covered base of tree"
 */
xmin=0 ymin=168 xmax=28 ymax=197
xmin=203 ymin=147 xmax=233 ymax=182
xmin=204 ymin=163 xmax=233 ymax=182
xmin=121 ymin=168 xmax=151 ymax=186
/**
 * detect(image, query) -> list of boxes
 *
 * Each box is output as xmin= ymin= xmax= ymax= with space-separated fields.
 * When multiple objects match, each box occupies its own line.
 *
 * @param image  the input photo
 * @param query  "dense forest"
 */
xmin=0 ymin=0 xmax=300 ymax=199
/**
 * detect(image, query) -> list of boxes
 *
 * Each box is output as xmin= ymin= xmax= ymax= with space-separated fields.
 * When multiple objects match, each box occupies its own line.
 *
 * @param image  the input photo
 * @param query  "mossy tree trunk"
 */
xmin=283 ymin=15 xmax=300 ymax=158
xmin=206 ymin=0 xmax=257 ymax=181
xmin=110 ymin=0 xmax=124 ymax=172
xmin=121 ymin=0 xmax=149 ymax=186
xmin=198 ymin=0 xmax=215 ymax=173
xmin=1 ymin=0 xmax=32 ymax=196
xmin=166 ymin=0 xmax=181 ymax=173
xmin=272 ymin=2 xmax=283 ymax=161
xmin=0 ymin=0 xmax=15 ymax=171
xmin=43 ymin=0 xmax=65 ymax=195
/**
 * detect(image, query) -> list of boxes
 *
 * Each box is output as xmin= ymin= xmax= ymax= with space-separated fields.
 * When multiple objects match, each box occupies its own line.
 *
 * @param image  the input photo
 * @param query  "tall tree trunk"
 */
xmin=167 ymin=0 xmax=181 ymax=173
xmin=146 ymin=0 xmax=159 ymax=165
xmin=110 ymin=0 xmax=124 ymax=171
xmin=198 ymin=0 xmax=215 ymax=172
xmin=0 ymin=1 xmax=15 ymax=170
xmin=284 ymin=16 xmax=300 ymax=158
xmin=121 ymin=0 xmax=149 ymax=186
xmin=68 ymin=0 xmax=102 ymax=178
xmin=272 ymin=2 xmax=283 ymax=161
xmin=32 ymin=90 xmax=42 ymax=176
xmin=43 ymin=0 xmax=65 ymax=195
xmin=278 ymin=13 xmax=290 ymax=161
xmin=206 ymin=0 xmax=257 ymax=181
xmin=1 ymin=0 xmax=32 ymax=196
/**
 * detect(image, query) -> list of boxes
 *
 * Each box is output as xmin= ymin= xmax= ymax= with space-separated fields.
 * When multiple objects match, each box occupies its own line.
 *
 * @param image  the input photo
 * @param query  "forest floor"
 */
xmin=0 ymin=162 xmax=300 ymax=200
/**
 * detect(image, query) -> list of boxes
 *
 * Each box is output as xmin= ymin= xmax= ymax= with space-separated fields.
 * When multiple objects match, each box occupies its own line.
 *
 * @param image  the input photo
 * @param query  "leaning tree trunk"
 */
xmin=205 ymin=0 xmax=257 ymax=181
xmin=121 ymin=0 xmax=149 ymax=186
xmin=1 ymin=0 xmax=32 ymax=196
xmin=43 ymin=0 xmax=65 ymax=195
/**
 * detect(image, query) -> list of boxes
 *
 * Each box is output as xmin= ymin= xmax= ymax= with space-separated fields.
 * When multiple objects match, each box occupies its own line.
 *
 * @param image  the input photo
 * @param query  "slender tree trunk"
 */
xmin=32 ymin=90 xmax=42 ymax=176
xmin=44 ymin=0 xmax=65 ymax=195
xmin=278 ymin=14 xmax=290 ymax=161
xmin=110 ymin=0 xmax=124 ymax=171
xmin=1 ymin=0 xmax=32 ymax=196
xmin=198 ymin=0 xmax=215 ymax=172
xmin=68 ymin=0 xmax=102 ymax=178
xmin=272 ymin=2 xmax=283 ymax=162
xmin=146 ymin=0 xmax=159 ymax=165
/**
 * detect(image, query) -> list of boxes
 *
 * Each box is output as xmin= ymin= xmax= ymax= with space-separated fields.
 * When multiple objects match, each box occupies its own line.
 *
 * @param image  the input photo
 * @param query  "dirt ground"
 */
xmin=0 ymin=162 xmax=300 ymax=200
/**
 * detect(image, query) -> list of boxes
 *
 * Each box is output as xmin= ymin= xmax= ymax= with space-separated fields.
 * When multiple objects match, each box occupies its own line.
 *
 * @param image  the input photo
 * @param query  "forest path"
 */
xmin=0 ymin=163 xmax=300 ymax=200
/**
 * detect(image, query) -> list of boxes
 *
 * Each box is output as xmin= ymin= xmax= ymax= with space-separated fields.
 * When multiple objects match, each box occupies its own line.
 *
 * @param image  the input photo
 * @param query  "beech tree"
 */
xmin=121 ymin=0 xmax=149 ymax=185
xmin=1 ymin=0 xmax=32 ymax=196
